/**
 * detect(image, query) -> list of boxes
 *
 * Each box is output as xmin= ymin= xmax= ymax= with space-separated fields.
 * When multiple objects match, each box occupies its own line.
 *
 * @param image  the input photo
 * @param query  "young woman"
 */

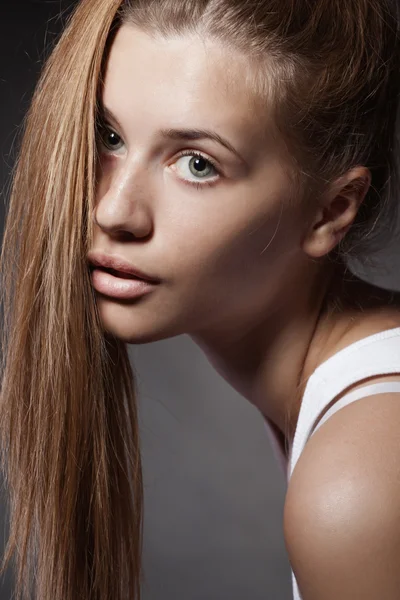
xmin=1 ymin=0 xmax=400 ymax=598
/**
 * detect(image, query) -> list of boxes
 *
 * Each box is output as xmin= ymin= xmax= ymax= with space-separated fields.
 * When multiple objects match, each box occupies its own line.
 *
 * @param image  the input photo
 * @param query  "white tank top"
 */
xmin=264 ymin=326 xmax=400 ymax=600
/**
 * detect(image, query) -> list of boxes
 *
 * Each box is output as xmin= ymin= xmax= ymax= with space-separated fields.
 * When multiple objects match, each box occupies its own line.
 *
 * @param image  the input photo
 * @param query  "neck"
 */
xmin=190 ymin=258 xmax=349 ymax=445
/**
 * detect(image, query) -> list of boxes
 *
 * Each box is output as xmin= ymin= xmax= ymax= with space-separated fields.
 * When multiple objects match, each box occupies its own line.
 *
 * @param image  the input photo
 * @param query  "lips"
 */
xmin=90 ymin=266 xmax=157 ymax=300
xmin=87 ymin=252 xmax=160 ymax=283
xmin=94 ymin=266 xmax=142 ymax=280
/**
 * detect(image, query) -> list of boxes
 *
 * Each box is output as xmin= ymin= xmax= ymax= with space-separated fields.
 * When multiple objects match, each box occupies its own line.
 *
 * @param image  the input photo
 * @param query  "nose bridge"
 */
xmin=118 ymin=155 xmax=144 ymax=194
xmin=110 ymin=153 xmax=149 ymax=206
xmin=94 ymin=154 xmax=153 ymax=237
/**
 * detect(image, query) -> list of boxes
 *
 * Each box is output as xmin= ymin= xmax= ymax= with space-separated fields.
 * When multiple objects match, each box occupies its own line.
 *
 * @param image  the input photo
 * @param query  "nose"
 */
xmin=93 ymin=158 xmax=154 ymax=239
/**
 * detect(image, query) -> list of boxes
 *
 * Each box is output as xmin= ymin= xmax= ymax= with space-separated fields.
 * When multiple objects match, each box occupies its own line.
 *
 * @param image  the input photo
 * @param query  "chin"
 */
xmin=95 ymin=297 xmax=183 ymax=344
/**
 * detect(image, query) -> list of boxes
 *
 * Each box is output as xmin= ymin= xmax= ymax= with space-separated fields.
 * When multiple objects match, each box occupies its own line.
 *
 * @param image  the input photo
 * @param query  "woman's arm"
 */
xmin=283 ymin=391 xmax=400 ymax=599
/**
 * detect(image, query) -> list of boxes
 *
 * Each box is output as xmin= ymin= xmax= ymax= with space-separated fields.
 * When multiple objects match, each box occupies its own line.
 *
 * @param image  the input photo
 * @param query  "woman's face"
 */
xmin=90 ymin=24 xmax=311 ymax=344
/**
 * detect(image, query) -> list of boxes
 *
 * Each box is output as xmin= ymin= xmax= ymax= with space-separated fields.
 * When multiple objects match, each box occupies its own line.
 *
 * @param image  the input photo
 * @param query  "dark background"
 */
xmin=0 ymin=2 xmax=292 ymax=599
xmin=0 ymin=1 xmax=77 ymax=222
xmin=2 ymin=2 xmax=400 ymax=600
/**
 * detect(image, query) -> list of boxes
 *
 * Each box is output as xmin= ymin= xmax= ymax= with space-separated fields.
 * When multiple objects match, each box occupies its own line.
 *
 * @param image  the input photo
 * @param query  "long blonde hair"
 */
xmin=0 ymin=1 xmax=143 ymax=598
xmin=1 ymin=0 xmax=399 ymax=599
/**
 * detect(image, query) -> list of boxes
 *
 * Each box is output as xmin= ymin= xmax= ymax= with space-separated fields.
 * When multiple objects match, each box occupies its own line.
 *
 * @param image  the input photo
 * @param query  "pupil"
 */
xmin=108 ymin=132 xmax=119 ymax=146
xmin=190 ymin=156 xmax=210 ymax=177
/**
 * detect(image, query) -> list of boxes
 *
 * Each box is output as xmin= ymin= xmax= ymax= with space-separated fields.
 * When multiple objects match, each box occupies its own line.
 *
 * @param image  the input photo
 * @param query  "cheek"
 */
xmin=160 ymin=162 xmax=300 ymax=284
xmin=167 ymin=200 xmax=299 ymax=304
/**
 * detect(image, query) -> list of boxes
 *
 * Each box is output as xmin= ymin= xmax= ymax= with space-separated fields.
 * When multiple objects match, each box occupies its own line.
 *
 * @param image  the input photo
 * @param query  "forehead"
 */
xmin=102 ymin=24 xmax=275 ymax=144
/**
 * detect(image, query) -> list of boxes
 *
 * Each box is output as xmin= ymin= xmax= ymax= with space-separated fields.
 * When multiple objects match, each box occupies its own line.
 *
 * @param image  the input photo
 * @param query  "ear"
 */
xmin=302 ymin=166 xmax=372 ymax=259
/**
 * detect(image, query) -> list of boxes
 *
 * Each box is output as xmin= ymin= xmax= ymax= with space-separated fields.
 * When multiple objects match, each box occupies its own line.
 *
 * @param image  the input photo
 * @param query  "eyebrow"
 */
xmin=100 ymin=106 xmax=243 ymax=161
xmin=159 ymin=128 xmax=242 ymax=160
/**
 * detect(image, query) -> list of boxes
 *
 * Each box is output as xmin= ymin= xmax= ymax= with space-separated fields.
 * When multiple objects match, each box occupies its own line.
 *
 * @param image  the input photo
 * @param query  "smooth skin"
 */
xmin=90 ymin=24 xmax=400 ymax=598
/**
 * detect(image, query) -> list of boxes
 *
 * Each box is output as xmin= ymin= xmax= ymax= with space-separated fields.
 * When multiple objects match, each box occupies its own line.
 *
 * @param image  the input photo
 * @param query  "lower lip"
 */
xmin=90 ymin=268 xmax=158 ymax=299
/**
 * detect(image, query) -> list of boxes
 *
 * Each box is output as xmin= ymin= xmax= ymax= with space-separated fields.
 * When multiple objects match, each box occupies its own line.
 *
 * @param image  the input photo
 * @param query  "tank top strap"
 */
xmin=288 ymin=326 xmax=400 ymax=479
xmin=311 ymin=380 xmax=400 ymax=437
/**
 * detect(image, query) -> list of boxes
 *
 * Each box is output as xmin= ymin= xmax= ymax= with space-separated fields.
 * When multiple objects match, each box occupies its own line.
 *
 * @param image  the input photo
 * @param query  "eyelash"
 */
xmin=97 ymin=122 xmax=221 ymax=191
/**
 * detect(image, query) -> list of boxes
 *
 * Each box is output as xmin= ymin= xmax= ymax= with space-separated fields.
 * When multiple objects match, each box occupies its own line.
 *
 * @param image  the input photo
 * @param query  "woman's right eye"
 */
xmin=98 ymin=124 xmax=125 ymax=153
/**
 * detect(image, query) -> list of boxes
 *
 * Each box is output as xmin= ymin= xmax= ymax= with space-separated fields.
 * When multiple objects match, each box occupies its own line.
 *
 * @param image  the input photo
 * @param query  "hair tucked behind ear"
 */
xmin=0 ymin=1 xmax=143 ymax=599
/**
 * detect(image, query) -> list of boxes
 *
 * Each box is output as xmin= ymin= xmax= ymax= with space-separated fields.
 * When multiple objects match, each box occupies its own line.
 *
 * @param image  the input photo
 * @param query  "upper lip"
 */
xmin=87 ymin=251 xmax=161 ymax=283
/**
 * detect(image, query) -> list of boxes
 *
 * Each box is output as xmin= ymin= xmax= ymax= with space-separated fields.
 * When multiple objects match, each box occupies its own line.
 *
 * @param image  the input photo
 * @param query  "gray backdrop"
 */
xmin=1 ymin=2 xmax=399 ymax=599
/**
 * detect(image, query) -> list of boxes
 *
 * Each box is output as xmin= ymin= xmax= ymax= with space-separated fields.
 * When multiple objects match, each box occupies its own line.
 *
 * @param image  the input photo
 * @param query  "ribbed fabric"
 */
xmin=264 ymin=326 xmax=400 ymax=600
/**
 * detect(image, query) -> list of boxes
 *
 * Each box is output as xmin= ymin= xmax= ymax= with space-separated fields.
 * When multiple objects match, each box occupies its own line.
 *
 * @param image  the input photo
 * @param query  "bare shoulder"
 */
xmin=284 ymin=391 xmax=400 ymax=600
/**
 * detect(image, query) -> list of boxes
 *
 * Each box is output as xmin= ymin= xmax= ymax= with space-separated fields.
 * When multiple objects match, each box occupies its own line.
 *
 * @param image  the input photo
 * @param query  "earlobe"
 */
xmin=302 ymin=199 xmax=352 ymax=259
xmin=302 ymin=219 xmax=340 ymax=259
xmin=302 ymin=167 xmax=371 ymax=259
xmin=303 ymin=199 xmax=357 ymax=259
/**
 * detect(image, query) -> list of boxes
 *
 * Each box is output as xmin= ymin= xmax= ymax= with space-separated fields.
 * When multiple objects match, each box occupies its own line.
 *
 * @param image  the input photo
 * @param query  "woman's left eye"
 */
xmin=172 ymin=152 xmax=220 ymax=187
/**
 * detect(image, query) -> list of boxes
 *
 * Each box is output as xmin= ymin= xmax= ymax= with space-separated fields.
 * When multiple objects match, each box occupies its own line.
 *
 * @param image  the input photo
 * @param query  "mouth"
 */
xmin=91 ymin=266 xmax=145 ymax=280
xmin=87 ymin=252 xmax=161 ymax=283
xmin=89 ymin=265 xmax=158 ymax=300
